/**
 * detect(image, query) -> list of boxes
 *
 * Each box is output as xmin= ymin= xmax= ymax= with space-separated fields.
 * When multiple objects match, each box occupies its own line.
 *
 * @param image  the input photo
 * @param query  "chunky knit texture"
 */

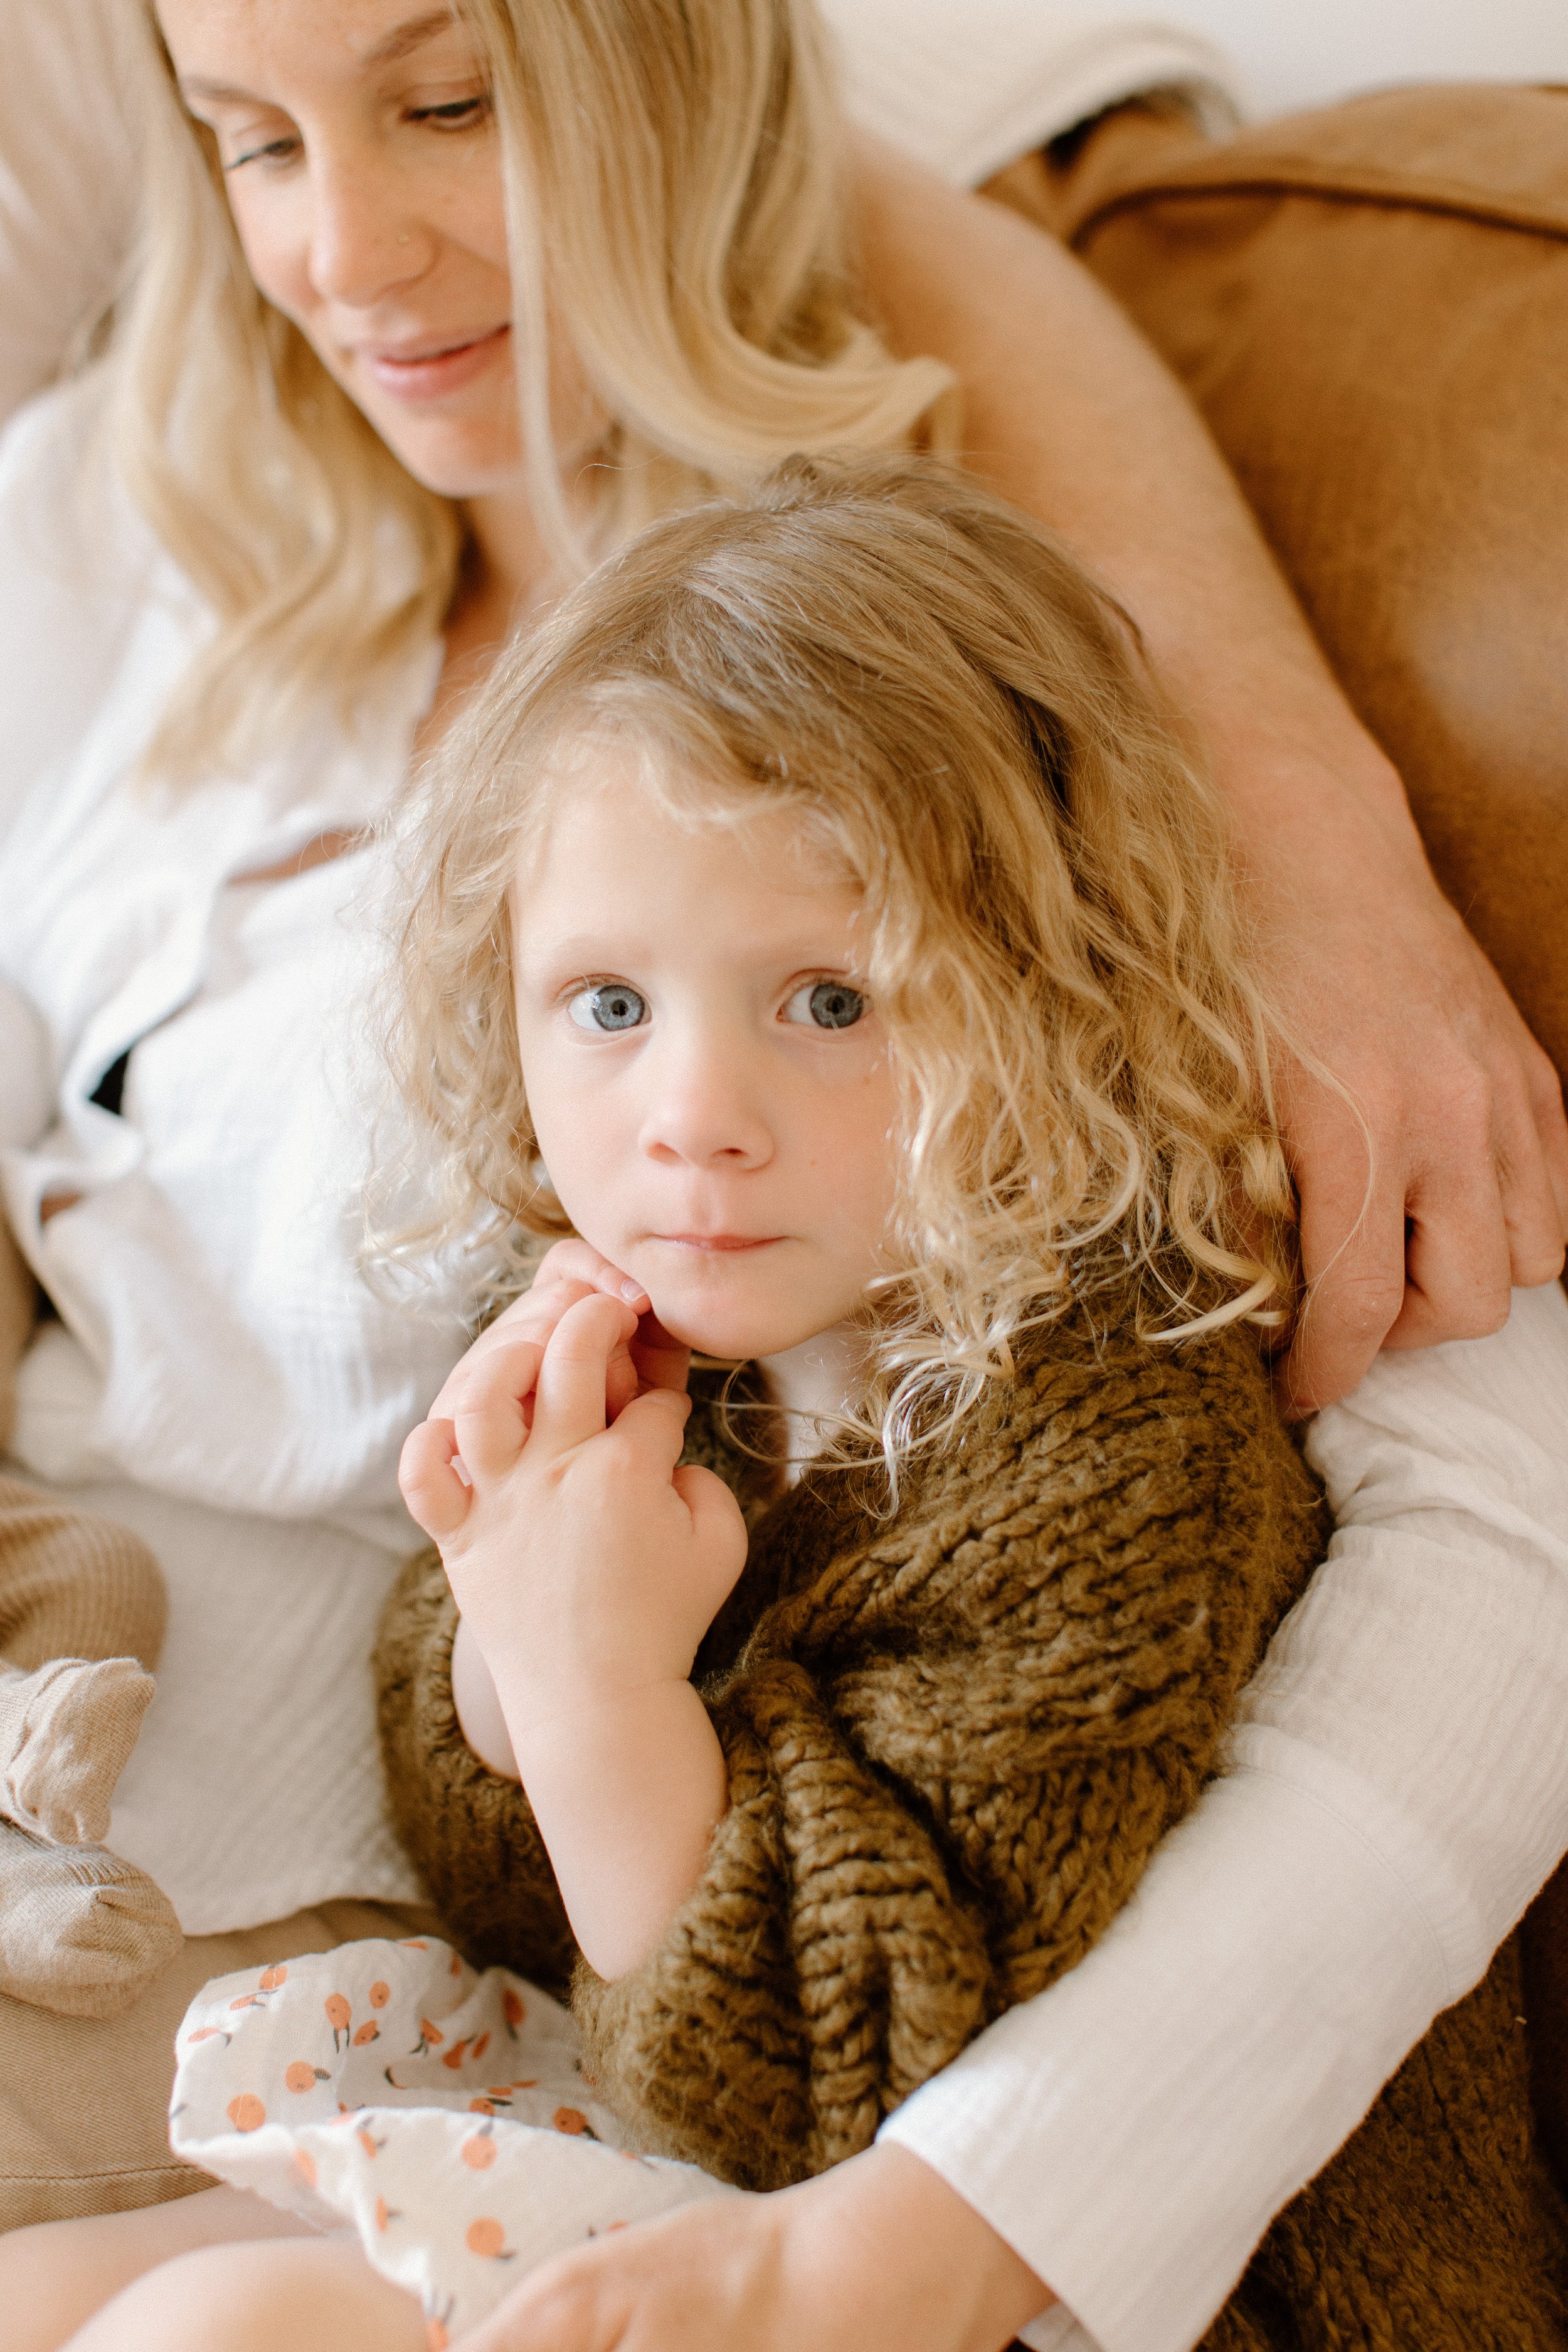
xmin=376 ymin=1300 xmax=1568 ymax=2342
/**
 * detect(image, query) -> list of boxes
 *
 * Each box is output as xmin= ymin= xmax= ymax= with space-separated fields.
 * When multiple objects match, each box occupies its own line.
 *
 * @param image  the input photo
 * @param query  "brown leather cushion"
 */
xmin=992 ymin=86 xmax=1568 ymax=1085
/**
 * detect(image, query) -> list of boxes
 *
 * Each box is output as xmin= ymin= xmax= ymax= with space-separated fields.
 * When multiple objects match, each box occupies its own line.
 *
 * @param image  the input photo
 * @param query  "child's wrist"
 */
xmin=504 ymin=1671 xmax=701 ymax=1771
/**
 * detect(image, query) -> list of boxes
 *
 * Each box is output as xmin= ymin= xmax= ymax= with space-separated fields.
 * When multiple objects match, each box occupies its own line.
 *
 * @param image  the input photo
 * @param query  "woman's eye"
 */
xmin=566 ymin=983 xmax=647 ymax=1034
xmin=409 ymin=95 xmax=491 ymax=129
xmin=225 ymin=134 xmax=300 ymax=172
xmin=783 ymin=980 xmax=867 ymax=1031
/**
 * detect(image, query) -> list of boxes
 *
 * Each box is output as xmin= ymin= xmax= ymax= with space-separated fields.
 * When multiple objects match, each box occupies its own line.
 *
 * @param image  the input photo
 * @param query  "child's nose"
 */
xmin=638 ymin=1044 xmax=773 ymax=1172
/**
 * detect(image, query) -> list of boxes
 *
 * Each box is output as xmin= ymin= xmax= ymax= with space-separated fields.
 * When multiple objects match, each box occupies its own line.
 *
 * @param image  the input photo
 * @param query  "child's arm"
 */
xmin=394 ymin=1287 xmax=747 ymax=1983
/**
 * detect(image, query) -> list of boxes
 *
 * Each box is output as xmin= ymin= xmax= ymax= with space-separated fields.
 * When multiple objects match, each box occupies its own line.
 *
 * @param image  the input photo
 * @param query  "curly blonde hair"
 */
xmin=386 ymin=455 xmax=1297 ymax=1456
xmin=107 ymin=0 xmax=951 ymax=782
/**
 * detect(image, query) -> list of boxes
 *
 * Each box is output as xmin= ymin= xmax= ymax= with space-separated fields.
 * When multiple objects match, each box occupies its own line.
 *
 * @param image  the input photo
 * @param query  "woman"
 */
xmin=0 ymin=1 xmax=1564 ymax=2347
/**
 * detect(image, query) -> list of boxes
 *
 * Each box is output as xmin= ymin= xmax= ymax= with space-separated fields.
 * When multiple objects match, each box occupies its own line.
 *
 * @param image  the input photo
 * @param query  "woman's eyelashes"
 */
xmin=221 ymin=125 xmax=300 ymax=172
xmin=407 ymin=94 xmax=492 ymax=130
xmin=219 ymin=89 xmax=492 ymax=172
xmin=781 ymin=979 xmax=867 ymax=1030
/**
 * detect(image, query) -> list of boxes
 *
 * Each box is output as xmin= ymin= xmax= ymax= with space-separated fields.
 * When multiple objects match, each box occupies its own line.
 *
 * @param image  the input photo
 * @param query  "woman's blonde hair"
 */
xmin=386 ymin=455 xmax=1298 ymax=1460
xmin=104 ymin=0 xmax=950 ymax=781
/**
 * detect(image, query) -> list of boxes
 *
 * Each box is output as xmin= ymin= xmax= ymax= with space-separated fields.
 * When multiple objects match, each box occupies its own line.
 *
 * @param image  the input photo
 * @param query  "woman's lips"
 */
xmin=358 ymin=324 xmax=510 ymax=402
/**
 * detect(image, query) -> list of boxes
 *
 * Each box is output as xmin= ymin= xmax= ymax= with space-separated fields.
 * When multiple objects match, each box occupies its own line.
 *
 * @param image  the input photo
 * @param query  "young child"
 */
xmin=14 ymin=458 xmax=1564 ymax=2349
xmin=0 ymin=1006 xmax=181 ymax=2020
xmin=372 ymin=453 xmax=1564 ymax=2345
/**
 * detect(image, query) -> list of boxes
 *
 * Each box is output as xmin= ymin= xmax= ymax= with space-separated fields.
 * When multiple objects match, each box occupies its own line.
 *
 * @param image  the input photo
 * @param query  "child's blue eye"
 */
xmin=783 ymin=980 xmax=866 ymax=1030
xmin=567 ymin=983 xmax=647 ymax=1033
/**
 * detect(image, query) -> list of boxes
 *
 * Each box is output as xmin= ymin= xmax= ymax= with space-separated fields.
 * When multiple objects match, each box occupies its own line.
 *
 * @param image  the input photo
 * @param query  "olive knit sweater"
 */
xmin=375 ymin=1302 xmax=1568 ymax=2349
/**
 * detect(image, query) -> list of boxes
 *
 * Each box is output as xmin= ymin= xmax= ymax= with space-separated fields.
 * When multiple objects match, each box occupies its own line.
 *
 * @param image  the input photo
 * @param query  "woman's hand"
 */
xmin=854 ymin=140 xmax=1568 ymax=1411
xmin=400 ymin=1288 xmax=748 ymax=1979
xmin=1257 ymin=781 xmax=1568 ymax=1411
xmin=457 ymin=2144 xmax=1054 ymax=2352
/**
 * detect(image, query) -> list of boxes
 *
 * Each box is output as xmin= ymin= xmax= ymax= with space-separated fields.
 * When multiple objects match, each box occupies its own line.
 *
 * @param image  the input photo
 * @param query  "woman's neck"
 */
xmin=415 ymin=490 xmax=556 ymax=758
xmin=459 ymin=488 xmax=556 ymax=638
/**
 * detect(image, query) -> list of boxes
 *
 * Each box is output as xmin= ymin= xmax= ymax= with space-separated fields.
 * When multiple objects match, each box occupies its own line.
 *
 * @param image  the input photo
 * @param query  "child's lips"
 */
xmin=655 ymin=1234 xmax=785 ymax=1253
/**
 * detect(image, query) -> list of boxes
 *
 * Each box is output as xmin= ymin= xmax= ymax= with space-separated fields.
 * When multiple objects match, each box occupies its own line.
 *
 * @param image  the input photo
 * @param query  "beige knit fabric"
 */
xmin=0 ymin=1476 xmax=181 ymax=2017
xmin=0 ymin=1216 xmax=34 ymax=1454
xmin=378 ymin=1297 xmax=1568 ymax=2345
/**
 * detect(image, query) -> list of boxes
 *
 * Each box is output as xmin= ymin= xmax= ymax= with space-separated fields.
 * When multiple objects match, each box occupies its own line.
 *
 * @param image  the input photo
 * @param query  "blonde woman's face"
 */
xmin=158 ymin=0 xmax=568 ymax=497
xmin=511 ymin=750 xmax=900 ymax=1364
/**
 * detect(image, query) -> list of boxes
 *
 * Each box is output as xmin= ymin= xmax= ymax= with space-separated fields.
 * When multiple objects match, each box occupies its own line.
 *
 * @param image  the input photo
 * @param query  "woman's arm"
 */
xmin=458 ymin=1283 xmax=1568 ymax=2352
xmin=879 ymin=1279 xmax=1568 ymax=2352
xmin=852 ymin=137 xmax=1568 ymax=1412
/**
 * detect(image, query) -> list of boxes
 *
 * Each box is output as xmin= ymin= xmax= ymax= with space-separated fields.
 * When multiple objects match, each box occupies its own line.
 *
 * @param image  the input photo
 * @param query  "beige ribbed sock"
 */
xmin=0 ymin=1816 xmax=184 ymax=2018
xmin=0 ymin=1653 xmax=156 ymax=1844
xmin=0 ymin=1477 xmax=181 ymax=2011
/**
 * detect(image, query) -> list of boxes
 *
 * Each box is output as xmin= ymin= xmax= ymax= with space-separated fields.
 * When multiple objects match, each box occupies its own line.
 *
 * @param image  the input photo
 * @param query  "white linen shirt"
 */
xmin=2 ymin=363 xmax=1568 ymax=2352
xmin=0 ymin=383 xmax=466 ymax=1928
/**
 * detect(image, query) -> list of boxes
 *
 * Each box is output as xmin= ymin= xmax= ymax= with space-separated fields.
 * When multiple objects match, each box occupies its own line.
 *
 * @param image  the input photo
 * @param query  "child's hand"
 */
xmin=422 ymin=1239 xmax=689 ymax=1448
xmin=401 ymin=1290 xmax=744 ymax=1719
xmin=401 ymin=1293 xmax=748 ymax=1978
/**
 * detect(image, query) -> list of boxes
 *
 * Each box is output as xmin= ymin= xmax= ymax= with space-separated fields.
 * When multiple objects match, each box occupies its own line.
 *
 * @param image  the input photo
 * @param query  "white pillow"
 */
xmin=0 ymin=0 xmax=139 ymax=425
xmin=821 ymin=0 xmax=1237 ymax=185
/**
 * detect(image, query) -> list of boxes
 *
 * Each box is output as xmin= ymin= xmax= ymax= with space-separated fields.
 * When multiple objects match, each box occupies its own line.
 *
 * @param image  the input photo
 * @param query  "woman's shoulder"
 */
xmin=0 ymin=371 xmax=208 ymax=845
xmin=0 ymin=369 xmax=168 ymax=588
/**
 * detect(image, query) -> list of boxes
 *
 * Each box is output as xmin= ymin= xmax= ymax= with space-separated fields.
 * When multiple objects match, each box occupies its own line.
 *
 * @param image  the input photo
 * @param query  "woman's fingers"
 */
xmin=1495 ymin=1036 xmax=1568 ymax=1283
xmin=450 ymin=1337 xmax=544 ymax=1483
xmin=530 ymin=1296 xmax=640 ymax=1456
xmin=397 ymin=1418 xmax=470 ymax=1540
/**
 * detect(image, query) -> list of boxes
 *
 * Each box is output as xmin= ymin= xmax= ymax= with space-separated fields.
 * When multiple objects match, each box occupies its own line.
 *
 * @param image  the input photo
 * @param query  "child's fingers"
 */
xmin=604 ymin=1336 xmax=642 ymax=1424
xmin=530 ymin=1295 xmax=639 ymax=1456
xmin=630 ymin=1309 xmax=692 ymax=1396
xmin=672 ymin=1463 xmax=750 ymax=1596
xmin=536 ymin=1239 xmax=651 ymax=1315
xmin=600 ymin=1384 xmax=694 ymax=1476
xmin=450 ymin=1337 xmax=544 ymax=1483
xmin=398 ymin=1418 xmax=471 ymax=1540
xmin=428 ymin=1249 xmax=649 ymax=1421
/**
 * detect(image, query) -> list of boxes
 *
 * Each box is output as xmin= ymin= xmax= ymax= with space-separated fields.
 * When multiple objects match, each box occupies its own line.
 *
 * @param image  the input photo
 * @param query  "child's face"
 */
xmin=511 ymin=750 xmax=899 ymax=1364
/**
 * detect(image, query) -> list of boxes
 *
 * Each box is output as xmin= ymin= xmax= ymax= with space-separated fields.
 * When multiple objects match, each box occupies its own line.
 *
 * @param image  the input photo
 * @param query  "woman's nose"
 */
xmin=306 ymin=151 xmax=430 ymax=309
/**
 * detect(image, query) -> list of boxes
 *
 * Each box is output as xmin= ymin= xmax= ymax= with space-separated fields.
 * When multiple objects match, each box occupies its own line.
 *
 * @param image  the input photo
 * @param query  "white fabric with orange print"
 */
xmin=171 ymin=1936 xmax=739 ymax=2348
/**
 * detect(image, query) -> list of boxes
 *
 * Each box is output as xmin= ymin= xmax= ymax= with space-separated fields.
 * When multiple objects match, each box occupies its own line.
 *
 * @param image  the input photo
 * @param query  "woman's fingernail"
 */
xmin=452 ymin=1453 xmax=473 ymax=1488
xmin=621 ymin=1281 xmax=649 ymax=1305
